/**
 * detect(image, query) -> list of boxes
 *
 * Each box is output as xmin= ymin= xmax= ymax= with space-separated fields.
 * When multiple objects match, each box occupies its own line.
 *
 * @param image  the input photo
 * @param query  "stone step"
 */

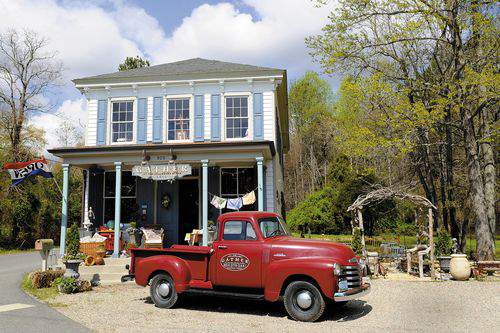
xmin=80 ymin=264 xmax=128 ymax=274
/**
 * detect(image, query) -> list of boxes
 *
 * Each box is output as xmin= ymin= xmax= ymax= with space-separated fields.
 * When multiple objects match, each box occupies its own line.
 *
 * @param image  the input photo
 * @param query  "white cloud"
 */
xmin=1 ymin=0 xmax=336 ymax=150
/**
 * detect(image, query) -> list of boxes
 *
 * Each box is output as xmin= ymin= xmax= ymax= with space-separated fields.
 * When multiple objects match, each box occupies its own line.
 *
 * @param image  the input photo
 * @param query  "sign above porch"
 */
xmin=132 ymin=164 xmax=192 ymax=181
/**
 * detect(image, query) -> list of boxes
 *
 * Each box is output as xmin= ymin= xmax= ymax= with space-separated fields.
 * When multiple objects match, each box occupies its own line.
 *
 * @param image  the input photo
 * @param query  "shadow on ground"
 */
xmin=140 ymin=294 xmax=371 ymax=322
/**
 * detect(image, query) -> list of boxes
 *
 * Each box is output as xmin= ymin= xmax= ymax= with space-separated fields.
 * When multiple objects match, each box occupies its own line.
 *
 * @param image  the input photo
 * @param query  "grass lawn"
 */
xmin=293 ymin=233 xmax=500 ymax=258
xmin=0 ymin=248 xmax=35 ymax=255
xmin=21 ymin=273 xmax=59 ymax=302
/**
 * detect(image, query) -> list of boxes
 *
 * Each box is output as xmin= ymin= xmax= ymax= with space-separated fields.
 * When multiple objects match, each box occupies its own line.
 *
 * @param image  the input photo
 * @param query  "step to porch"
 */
xmin=78 ymin=257 xmax=131 ymax=285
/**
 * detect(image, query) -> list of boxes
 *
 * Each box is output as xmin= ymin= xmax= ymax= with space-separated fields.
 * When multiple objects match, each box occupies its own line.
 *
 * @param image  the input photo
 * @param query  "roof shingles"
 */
xmin=73 ymin=58 xmax=284 ymax=85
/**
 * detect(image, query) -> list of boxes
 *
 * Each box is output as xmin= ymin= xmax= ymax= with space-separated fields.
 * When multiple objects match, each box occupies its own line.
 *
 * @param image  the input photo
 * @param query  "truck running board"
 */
xmin=184 ymin=288 xmax=265 ymax=301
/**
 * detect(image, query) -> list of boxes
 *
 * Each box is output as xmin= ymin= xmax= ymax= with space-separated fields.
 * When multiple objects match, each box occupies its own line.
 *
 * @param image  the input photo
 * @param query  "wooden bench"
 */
xmin=477 ymin=261 xmax=500 ymax=275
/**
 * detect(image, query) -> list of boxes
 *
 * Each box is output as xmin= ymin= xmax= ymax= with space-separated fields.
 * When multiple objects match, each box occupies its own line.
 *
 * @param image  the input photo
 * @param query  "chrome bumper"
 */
xmin=334 ymin=282 xmax=371 ymax=302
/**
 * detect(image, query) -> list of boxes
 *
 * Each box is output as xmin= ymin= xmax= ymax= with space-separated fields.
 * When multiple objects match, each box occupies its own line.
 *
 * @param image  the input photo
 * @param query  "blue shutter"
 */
xmin=137 ymin=98 xmax=147 ymax=144
xmin=211 ymin=94 xmax=220 ymax=141
xmin=153 ymin=97 xmax=163 ymax=143
xmin=253 ymin=93 xmax=264 ymax=140
xmin=97 ymin=100 xmax=107 ymax=145
xmin=194 ymin=95 xmax=204 ymax=142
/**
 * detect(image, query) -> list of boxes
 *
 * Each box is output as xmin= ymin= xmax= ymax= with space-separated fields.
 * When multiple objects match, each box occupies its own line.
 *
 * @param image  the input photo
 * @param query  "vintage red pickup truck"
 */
xmin=122 ymin=211 xmax=370 ymax=322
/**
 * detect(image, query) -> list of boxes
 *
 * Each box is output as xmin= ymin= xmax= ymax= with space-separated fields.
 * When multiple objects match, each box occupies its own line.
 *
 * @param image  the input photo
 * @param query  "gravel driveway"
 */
xmin=53 ymin=279 xmax=499 ymax=333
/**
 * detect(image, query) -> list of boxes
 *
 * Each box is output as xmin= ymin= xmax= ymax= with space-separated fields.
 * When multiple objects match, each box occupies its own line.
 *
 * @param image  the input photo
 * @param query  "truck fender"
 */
xmin=263 ymin=258 xmax=335 ymax=302
xmin=134 ymin=255 xmax=192 ymax=293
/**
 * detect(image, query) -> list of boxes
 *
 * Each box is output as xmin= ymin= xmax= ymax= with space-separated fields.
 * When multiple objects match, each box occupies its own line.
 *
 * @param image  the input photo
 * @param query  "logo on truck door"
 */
xmin=220 ymin=253 xmax=250 ymax=271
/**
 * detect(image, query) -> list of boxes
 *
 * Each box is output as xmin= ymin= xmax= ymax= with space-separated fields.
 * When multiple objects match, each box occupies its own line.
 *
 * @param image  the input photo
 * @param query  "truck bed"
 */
xmin=130 ymin=245 xmax=212 ymax=281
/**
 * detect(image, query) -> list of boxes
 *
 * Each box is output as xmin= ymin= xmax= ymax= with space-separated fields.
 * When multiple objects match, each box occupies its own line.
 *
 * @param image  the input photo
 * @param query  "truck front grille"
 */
xmin=340 ymin=265 xmax=361 ymax=289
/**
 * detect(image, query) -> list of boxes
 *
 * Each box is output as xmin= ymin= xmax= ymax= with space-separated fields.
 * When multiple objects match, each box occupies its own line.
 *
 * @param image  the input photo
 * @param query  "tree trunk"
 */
xmin=463 ymin=112 xmax=495 ymax=260
xmin=480 ymin=110 xmax=496 ymax=255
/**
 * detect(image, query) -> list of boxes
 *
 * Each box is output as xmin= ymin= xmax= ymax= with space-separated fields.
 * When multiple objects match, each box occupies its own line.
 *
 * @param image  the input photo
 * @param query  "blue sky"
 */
xmin=1 ymin=0 xmax=337 ymax=148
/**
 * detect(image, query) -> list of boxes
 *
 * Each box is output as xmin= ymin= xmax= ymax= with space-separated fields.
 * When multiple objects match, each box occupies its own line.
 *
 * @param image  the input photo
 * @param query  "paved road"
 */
xmin=0 ymin=252 xmax=89 ymax=333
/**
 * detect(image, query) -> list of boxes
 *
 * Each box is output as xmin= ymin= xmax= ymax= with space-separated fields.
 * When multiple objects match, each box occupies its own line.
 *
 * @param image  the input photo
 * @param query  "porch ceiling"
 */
xmin=48 ymin=141 xmax=275 ymax=168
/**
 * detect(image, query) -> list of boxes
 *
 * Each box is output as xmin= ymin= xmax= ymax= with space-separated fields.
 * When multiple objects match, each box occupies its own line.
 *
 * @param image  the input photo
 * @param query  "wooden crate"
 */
xmin=79 ymin=242 xmax=104 ymax=257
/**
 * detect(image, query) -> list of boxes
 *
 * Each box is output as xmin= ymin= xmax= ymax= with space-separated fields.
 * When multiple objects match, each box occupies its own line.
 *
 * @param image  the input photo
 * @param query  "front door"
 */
xmin=178 ymin=179 xmax=199 ymax=243
xmin=215 ymin=220 xmax=262 ymax=288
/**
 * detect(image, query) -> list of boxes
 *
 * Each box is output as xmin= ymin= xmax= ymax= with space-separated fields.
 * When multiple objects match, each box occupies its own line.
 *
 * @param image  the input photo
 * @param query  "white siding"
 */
xmin=86 ymin=99 xmax=97 ymax=146
xmin=263 ymin=91 xmax=274 ymax=141
xmin=204 ymin=93 xmax=211 ymax=140
xmin=147 ymin=96 xmax=153 ymax=142
xmin=83 ymin=81 xmax=277 ymax=146
xmin=265 ymin=159 xmax=275 ymax=212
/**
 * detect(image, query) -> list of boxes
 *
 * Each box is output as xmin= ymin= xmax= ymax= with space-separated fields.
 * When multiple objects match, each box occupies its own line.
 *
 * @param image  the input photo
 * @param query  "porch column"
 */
xmin=113 ymin=162 xmax=122 ymax=258
xmin=201 ymin=159 xmax=209 ymax=246
xmin=256 ymin=157 xmax=264 ymax=211
xmin=59 ymin=163 xmax=70 ymax=257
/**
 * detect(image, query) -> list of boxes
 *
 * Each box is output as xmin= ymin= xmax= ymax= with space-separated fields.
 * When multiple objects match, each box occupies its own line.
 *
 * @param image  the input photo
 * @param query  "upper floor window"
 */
xmin=168 ymin=98 xmax=190 ymax=140
xmin=112 ymin=101 xmax=133 ymax=142
xmin=225 ymin=96 xmax=248 ymax=139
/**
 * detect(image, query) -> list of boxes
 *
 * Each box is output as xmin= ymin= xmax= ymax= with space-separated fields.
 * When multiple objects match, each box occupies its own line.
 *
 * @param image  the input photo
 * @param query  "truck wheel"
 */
xmin=283 ymin=281 xmax=325 ymax=322
xmin=150 ymin=273 xmax=178 ymax=309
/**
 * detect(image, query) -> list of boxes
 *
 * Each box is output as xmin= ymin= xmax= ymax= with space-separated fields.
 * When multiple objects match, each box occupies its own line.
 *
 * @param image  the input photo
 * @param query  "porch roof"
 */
xmin=48 ymin=140 xmax=275 ymax=168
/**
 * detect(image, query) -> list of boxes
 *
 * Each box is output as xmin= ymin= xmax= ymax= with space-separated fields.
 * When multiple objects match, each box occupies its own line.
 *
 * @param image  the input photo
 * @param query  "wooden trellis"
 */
xmin=347 ymin=186 xmax=437 ymax=279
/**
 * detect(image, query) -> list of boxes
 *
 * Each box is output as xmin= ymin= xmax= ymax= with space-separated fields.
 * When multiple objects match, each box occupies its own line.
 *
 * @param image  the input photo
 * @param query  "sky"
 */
xmin=0 ymin=0 xmax=338 ymax=150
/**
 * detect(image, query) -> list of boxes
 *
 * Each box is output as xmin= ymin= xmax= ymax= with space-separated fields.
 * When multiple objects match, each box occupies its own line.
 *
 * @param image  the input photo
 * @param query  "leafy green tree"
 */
xmin=285 ymin=71 xmax=335 ymax=208
xmin=118 ymin=55 xmax=150 ymax=71
xmin=307 ymin=0 xmax=498 ymax=259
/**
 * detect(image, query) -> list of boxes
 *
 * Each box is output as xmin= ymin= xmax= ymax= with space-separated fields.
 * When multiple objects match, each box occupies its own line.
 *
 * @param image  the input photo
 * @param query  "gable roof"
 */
xmin=73 ymin=58 xmax=285 ymax=85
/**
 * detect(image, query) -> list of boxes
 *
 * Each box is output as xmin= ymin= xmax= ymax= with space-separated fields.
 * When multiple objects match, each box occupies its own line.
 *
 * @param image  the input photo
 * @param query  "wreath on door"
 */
xmin=161 ymin=194 xmax=171 ymax=209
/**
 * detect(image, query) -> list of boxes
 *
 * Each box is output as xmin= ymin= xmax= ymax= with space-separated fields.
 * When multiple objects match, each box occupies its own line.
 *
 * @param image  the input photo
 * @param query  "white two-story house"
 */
xmin=49 ymin=58 xmax=289 ymax=255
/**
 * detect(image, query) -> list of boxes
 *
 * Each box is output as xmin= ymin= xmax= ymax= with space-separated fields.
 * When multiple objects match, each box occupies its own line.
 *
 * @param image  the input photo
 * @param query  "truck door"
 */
xmin=214 ymin=220 xmax=262 ymax=288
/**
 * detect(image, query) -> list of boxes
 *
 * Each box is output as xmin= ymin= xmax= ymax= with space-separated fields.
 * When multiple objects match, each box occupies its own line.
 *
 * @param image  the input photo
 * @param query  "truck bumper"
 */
xmin=334 ymin=282 xmax=371 ymax=302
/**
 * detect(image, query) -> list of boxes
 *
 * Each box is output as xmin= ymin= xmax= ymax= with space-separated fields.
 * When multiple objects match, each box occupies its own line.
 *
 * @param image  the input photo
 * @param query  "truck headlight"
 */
xmin=333 ymin=262 xmax=342 ymax=276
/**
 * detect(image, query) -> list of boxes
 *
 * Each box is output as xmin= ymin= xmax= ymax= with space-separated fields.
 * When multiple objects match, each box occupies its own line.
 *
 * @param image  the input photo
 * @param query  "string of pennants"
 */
xmin=209 ymin=187 xmax=258 ymax=211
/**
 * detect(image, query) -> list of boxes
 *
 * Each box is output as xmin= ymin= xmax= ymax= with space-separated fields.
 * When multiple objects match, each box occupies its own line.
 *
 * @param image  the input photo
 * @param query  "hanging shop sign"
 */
xmin=132 ymin=164 xmax=192 ymax=181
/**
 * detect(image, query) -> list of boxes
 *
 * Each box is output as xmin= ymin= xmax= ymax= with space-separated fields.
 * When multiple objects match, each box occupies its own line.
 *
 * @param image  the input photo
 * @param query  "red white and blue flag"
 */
xmin=3 ymin=157 xmax=53 ymax=187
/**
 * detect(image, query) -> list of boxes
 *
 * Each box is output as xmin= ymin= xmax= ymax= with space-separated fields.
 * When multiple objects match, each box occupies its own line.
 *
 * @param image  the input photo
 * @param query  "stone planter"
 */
xmin=63 ymin=259 xmax=82 ymax=279
xmin=438 ymin=256 xmax=452 ymax=273
xmin=450 ymin=254 xmax=470 ymax=280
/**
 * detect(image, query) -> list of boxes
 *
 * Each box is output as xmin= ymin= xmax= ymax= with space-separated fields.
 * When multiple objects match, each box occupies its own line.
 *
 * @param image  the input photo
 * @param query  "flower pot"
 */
xmin=450 ymin=254 xmax=470 ymax=280
xmin=438 ymin=256 xmax=452 ymax=273
xmin=63 ymin=259 xmax=82 ymax=279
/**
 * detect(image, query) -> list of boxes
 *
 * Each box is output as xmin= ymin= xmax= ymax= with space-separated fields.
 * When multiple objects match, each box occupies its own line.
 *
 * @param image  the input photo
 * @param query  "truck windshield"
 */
xmin=259 ymin=216 xmax=291 ymax=238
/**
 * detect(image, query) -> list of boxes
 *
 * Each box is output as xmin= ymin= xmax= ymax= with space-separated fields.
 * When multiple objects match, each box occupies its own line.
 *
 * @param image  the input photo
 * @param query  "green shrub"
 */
xmin=435 ymin=228 xmax=453 ymax=256
xmin=287 ymin=187 xmax=345 ymax=234
xmin=64 ymin=223 xmax=84 ymax=260
xmin=53 ymin=277 xmax=79 ymax=294
xmin=53 ymin=277 xmax=92 ymax=294
xmin=351 ymin=227 xmax=363 ymax=256
xmin=30 ymin=269 xmax=64 ymax=289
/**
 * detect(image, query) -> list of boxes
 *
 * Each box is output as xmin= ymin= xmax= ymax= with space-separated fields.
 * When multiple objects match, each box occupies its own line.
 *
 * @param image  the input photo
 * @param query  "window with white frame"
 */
xmin=225 ymin=96 xmax=249 ymax=139
xmin=111 ymin=101 xmax=134 ymax=142
xmin=168 ymin=98 xmax=190 ymax=140
xmin=103 ymin=171 xmax=137 ymax=225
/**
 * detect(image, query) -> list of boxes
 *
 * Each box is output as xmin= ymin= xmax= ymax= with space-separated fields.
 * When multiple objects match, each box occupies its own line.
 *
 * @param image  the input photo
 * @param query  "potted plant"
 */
xmin=62 ymin=223 xmax=85 ymax=279
xmin=435 ymin=228 xmax=453 ymax=272
xmin=126 ymin=221 xmax=138 ymax=244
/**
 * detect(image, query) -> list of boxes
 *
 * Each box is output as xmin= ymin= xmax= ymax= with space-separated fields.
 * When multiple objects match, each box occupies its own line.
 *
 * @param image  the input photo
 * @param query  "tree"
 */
xmin=0 ymin=29 xmax=62 ymax=162
xmin=285 ymin=71 xmax=335 ymax=207
xmin=55 ymin=117 xmax=84 ymax=147
xmin=307 ymin=0 xmax=498 ymax=260
xmin=118 ymin=55 xmax=150 ymax=71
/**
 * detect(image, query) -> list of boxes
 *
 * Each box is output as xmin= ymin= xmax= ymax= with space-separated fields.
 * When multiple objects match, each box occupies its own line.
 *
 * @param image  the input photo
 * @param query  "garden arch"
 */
xmin=347 ymin=186 xmax=437 ymax=278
